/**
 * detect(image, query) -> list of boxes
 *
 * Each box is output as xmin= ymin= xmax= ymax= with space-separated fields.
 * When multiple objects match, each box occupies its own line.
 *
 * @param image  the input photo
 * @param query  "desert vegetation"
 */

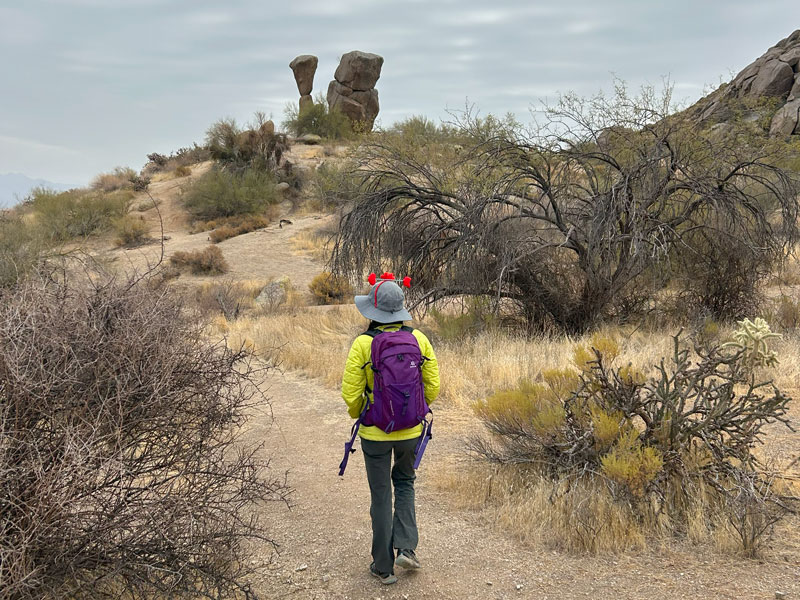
xmin=0 ymin=270 xmax=288 ymax=599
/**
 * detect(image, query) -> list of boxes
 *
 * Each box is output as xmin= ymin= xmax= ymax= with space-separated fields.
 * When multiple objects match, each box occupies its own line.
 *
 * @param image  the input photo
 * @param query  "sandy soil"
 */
xmin=100 ymin=152 xmax=800 ymax=599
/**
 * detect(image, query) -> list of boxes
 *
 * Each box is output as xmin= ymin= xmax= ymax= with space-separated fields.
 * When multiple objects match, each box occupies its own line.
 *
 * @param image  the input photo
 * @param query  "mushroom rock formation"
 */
xmin=290 ymin=54 xmax=318 ymax=112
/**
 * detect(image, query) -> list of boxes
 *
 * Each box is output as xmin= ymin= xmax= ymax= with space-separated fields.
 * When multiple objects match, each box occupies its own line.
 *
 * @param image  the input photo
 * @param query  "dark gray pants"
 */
xmin=361 ymin=437 xmax=419 ymax=575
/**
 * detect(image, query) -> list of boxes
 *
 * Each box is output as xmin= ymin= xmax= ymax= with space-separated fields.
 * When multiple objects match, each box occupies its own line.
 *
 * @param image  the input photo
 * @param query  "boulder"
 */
xmin=328 ymin=79 xmax=380 ymax=128
xmin=747 ymin=59 xmax=795 ymax=97
xmin=298 ymin=133 xmax=322 ymax=145
xmin=334 ymin=51 xmax=383 ymax=91
xmin=289 ymin=54 xmax=318 ymax=96
xmin=779 ymin=47 xmax=800 ymax=68
xmin=770 ymin=99 xmax=800 ymax=136
xmin=259 ymin=120 xmax=275 ymax=136
xmin=255 ymin=277 xmax=289 ymax=309
xmin=274 ymin=182 xmax=291 ymax=194
xmin=299 ymin=94 xmax=314 ymax=113
xmin=790 ymin=74 xmax=800 ymax=101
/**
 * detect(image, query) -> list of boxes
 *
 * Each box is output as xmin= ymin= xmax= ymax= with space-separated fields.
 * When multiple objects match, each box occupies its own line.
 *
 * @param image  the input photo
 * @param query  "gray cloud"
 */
xmin=1 ymin=0 xmax=797 ymax=183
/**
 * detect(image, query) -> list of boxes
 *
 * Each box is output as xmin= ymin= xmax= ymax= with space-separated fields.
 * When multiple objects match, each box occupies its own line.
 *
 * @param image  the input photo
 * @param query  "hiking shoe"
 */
xmin=395 ymin=549 xmax=421 ymax=570
xmin=369 ymin=563 xmax=397 ymax=585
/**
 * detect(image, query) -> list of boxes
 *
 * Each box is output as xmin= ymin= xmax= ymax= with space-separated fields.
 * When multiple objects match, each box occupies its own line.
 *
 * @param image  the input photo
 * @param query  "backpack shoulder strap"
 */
xmin=363 ymin=328 xmax=383 ymax=339
xmin=400 ymin=325 xmax=415 ymax=333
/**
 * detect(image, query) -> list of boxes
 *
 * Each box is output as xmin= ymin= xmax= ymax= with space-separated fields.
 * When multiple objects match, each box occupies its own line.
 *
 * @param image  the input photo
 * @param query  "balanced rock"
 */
xmin=289 ymin=55 xmax=318 ymax=96
xmin=328 ymin=51 xmax=383 ymax=131
xmin=334 ymin=51 xmax=383 ymax=91
xmin=299 ymin=94 xmax=314 ymax=113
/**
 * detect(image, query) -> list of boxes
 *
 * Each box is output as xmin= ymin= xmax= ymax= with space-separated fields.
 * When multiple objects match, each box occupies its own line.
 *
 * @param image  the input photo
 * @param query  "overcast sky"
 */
xmin=1 ymin=0 xmax=797 ymax=185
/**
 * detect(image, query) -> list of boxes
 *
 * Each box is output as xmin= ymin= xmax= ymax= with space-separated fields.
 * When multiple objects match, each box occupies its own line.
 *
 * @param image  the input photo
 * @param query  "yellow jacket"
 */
xmin=342 ymin=323 xmax=440 ymax=441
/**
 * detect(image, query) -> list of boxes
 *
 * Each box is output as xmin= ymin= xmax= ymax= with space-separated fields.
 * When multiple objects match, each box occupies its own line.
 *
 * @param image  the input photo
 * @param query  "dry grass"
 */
xmin=290 ymin=228 xmax=332 ymax=262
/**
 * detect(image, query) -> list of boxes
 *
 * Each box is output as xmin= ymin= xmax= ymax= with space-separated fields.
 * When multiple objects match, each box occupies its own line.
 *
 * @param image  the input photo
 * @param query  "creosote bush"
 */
xmin=283 ymin=95 xmax=354 ymax=139
xmin=308 ymin=271 xmax=352 ymax=304
xmin=170 ymin=245 xmax=229 ymax=275
xmin=207 ymin=214 xmax=273 ymax=243
xmin=91 ymin=166 xmax=138 ymax=192
xmin=471 ymin=323 xmax=796 ymax=555
xmin=29 ymin=187 xmax=133 ymax=242
xmin=0 ymin=272 xmax=289 ymax=599
xmin=112 ymin=214 xmax=151 ymax=247
xmin=182 ymin=167 xmax=278 ymax=221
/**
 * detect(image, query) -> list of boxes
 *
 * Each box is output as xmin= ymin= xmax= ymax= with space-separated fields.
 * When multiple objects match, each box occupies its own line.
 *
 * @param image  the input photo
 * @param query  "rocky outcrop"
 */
xmin=290 ymin=55 xmax=318 ymax=113
xmin=327 ymin=51 xmax=383 ymax=131
xmin=694 ymin=30 xmax=800 ymax=137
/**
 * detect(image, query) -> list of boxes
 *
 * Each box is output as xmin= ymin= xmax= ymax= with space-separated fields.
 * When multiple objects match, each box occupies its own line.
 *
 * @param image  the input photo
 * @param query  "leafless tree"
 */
xmin=333 ymin=84 xmax=800 ymax=331
xmin=0 ymin=270 xmax=289 ymax=599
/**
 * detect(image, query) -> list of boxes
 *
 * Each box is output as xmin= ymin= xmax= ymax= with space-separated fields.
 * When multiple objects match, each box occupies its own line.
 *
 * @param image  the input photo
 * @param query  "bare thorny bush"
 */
xmin=0 ymin=271 xmax=290 ymax=599
xmin=333 ymin=83 xmax=800 ymax=332
xmin=470 ymin=329 xmax=798 ymax=555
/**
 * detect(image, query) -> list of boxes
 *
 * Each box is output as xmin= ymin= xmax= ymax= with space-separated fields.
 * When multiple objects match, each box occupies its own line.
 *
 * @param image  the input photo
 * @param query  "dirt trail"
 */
xmin=237 ymin=218 xmax=799 ymax=599
xmin=107 ymin=159 xmax=800 ymax=599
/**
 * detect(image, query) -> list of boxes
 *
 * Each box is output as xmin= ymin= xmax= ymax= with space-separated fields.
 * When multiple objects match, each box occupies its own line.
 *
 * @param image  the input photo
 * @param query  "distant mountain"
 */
xmin=0 ymin=173 xmax=77 ymax=208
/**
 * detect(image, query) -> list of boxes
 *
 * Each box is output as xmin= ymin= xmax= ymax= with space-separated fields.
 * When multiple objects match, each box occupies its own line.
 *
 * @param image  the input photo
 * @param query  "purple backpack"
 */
xmin=338 ymin=326 xmax=433 ymax=476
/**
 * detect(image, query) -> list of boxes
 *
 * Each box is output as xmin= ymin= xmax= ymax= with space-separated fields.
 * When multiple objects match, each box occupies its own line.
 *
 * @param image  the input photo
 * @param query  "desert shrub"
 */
xmin=429 ymin=298 xmax=498 ymax=342
xmin=207 ymin=214 xmax=272 ymax=243
xmin=144 ymin=145 xmax=211 ymax=175
xmin=206 ymin=113 xmax=288 ymax=171
xmin=309 ymin=271 xmax=352 ymax=304
xmin=91 ymin=166 xmax=138 ymax=192
xmin=334 ymin=83 xmax=800 ymax=332
xmin=170 ymin=245 xmax=229 ymax=275
xmin=30 ymin=187 xmax=132 ymax=241
xmin=112 ymin=214 xmax=150 ymax=247
xmin=309 ymin=159 xmax=363 ymax=211
xmin=471 ymin=322 xmax=796 ymax=554
xmin=182 ymin=167 xmax=278 ymax=220
xmin=174 ymin=164 xmax=191 ymax=177
xmin=0 ymin=273 xmax=288 ymax=599
xmin=283 ymin=94 xmax=354 ymax=139
xmin=0 ymin=216 xmax=48 ymax=287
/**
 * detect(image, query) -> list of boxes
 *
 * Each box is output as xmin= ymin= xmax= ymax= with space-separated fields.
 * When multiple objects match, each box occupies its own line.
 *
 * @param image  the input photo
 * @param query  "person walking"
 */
xmin=341 ymin=273 xmax=440 ymax=585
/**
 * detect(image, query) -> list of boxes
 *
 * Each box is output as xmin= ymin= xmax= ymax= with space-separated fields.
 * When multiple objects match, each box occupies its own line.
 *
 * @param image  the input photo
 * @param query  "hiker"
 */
xmin=341 ymin=272 xmax=440 ymax=585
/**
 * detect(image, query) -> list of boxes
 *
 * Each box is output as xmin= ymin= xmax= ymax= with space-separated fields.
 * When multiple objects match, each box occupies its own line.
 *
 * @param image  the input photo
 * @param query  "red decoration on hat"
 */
xmin=380 ymin=272 xmax=395 ymax=281
xmin=402 ymin=276 xmax=412 ymax=288
xmin=367 ymin=272 xmax=377 ymax=285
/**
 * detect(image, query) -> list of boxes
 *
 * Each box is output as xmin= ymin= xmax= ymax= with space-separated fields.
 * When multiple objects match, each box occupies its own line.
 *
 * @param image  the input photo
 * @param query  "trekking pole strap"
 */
xmin=413 ymin=413 xmax=433 ymax=470
xmin=338 ymin=398 xmax=370 ymax=476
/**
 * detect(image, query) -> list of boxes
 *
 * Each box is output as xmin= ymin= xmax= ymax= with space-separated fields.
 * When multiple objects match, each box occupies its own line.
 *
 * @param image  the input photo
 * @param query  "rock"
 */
xmin=289 ymin=55 xmax=318 ymax=96
xmin=780 ymin=47 xmax=800 ymax=68
xmin=256 ymin=278 xmax=289 ymax=308
xmin=259 ymin=120 xmax=275 ymax=136
xmin=334 ymin=50 xmax=383 ymax=91
xmin=790 ymin=74 xmax=800 ymax=100
xmin=775 ymin=592 xmax=786 ymax=600
xmin=274 ymin=182 xmax=291 ymax=194
xmin=295 ymin=563 xmax=308 ymax=572
xmin=747 ymin=59 xmax=795 ymax=97
xmin=770 ymin=98 xmax=800 ymax=136
xmin=328 ymin=81 xmax=380 ymax=129
xmin=299 ymin=94 xmax=313 ymax=113
xmin=298 ymin=133 xmax=322 ymax=145
xmin=322 ymin=574 xmax=331 ymax=583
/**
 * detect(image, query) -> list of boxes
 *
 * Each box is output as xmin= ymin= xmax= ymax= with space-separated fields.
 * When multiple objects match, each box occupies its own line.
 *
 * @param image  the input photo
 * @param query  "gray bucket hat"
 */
xmin=355 ymin=280 xmax=412 ymax=323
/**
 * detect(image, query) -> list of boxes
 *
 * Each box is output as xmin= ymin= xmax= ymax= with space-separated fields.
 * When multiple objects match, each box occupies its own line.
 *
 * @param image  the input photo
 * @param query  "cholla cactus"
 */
xmin=721 ymin=317 xmax=781 ymax=369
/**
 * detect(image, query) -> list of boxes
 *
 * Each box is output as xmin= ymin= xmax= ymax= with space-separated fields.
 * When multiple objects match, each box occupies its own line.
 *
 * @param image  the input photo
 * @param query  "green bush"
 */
xmin=30 ymin=187 xmax=132 ymax=241
xmin=205 ymin=113 xmax=288 ymax=170
xmin=309 ymin=159 xmax=362 ymax=211
xmin=113 ymin=215 xmax=151 ymax=247
xmin=181 ymin=167 xmax=278 ymax=221
xmin=283 ymin=95 xmax=354 ymax=139
xmin=0 ymin=216 xmax=47 ymax=287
